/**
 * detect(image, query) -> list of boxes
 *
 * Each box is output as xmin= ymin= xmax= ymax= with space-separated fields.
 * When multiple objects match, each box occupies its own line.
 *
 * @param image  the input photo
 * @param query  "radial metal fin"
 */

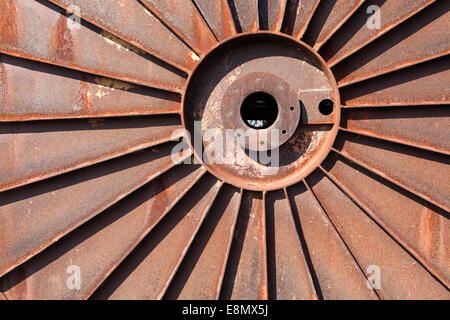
xmin=0 ymin=165 xmax=205 ymax=300
xmin=287 ymin=182 xmax=378 ymax=300
xmin=220 ymin=191 xmax=268 ymax=300
xmin=286 ymin=0 xmax=321 ymax=39
xmin=340 ymin=56 xmax=450 ymax=106
xmin=193 ymin=0 xmax=236 ymax=41
xmin=334 ymin=1 xmax=450 ymax=87
xmin=341 ymin=106 xmax=450 ymax=155
xmin=322 ymin=153 xmax=450 ymax=286
xmin=321 ymin=0 xmax=436 ymax=67
xmin=0 ymin=0 xmax=186 ymax=92
xmin=303 ymin=0 xmax=365 ymax=50
xmin=308 ymin=171 xmax=450 ymax=299
xmin=266 ymin=189 xmax=317 ymax=299
xmin=165 ymin=184 xmax=242 ymax=300
xmin=0 ymin=54 xmax=181 ymax=122
xmin=259 ymin=0 xmax=288 ymax=32
xmin=0 ymin=141 xmax=188 ymax=278
xmin=139 ymin=0 xmax=217 ymax=56
xmin=0 ymin=115 xmax=182 ymax=192
xmin=335 ymin=132 xmax=450 ymax=212
xmin=47 ymin=0 xmax=198 ymax=72
xmin=91 ymin=174 xmax=222 ymax=300
xmin=228 ymin=0 xmax=259 ymax=33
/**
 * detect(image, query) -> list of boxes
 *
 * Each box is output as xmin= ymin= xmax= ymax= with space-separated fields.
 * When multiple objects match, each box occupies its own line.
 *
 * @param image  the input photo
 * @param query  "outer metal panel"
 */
xmin=288 ymin=182 xmax=378 ymax=300
xmin=308 ymin=172 xmax=450 ymax=299
xmin=0 ymin=142 xmax=188 ymax=278
xmin=0 ymin=54 xmax=180 ymax=121
xmin=1 ymin=165 xmax=205 ymax=300
xmin=92 ymin=174 xmax=222 ymax=300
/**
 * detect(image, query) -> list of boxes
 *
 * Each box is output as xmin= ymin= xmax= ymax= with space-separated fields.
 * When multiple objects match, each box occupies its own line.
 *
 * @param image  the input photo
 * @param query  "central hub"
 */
xmin=221 ymin=71 xmax=301 ymax=151
xmin=241 ymin=92 xmax=278 ymax=130
xmin=182 ymin=32 xmax=340 ymax=191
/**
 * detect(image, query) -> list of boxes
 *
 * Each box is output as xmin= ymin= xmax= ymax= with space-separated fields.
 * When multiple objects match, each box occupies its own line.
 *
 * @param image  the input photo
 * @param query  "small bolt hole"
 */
xmin=282 ymin=130 xmax=287 ymax=135
xmin=319 ymin=99 xmax=334 ymax=115
xmin=290 ymin=106 xmax=294 ymax=111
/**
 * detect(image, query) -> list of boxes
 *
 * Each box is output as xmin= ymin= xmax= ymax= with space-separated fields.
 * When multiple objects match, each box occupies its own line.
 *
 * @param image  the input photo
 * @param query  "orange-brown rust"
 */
xmin=220 ymin=0 xmax=236 ymax=39
xmin=78 ymin=76 xmax=92 ymax=113
xmin=420 ymin=209 xmax=442 ymax=262
xmin=193 ymin=9 xmax=216 ymax=56
xmin=0 ymin=56 xmax=8 ymax=110
xmin=51 ymin=14 xmax=74 ymax=62
xmin=0 ymin=0 xmax=18 ymax=47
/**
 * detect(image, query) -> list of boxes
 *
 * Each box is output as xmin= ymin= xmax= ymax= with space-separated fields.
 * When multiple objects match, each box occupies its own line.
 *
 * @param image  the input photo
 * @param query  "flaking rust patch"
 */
xmin=287 ymin=130 xmax=314 ymax=154
xmin=51 ymin=14 xmax=74 ymax=62
xmin=94 ymin=76 xmax=135 ymax=91
xmin=190 ymin=51 xmax=200 ymax=61
xmin=101 ymin=30 xmax=146 ymax=55
xmin=95 ymin=90 xmax=108 ymax=98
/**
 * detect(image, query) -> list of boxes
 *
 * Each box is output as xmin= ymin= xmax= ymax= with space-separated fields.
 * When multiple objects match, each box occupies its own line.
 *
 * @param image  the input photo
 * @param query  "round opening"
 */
xmin=241 ymin=92 xmax=278 ymax=129
xmin=319 ymin=99 xmax=334 ymax=115
xmin=282 ymin=130 xmax=287 ymax=135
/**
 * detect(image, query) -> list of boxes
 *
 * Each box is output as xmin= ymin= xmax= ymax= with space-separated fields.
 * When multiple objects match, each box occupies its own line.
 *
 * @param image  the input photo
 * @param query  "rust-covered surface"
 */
xmin=0 ymin=0 xmax=449 ymax=300
xmin=0 ymin=54 xmax=181 ymax=121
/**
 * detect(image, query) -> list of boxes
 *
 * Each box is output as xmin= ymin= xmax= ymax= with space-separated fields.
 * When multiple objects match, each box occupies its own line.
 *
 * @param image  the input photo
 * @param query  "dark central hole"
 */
xmin=240 ymin=92 xmax=278 ymax=129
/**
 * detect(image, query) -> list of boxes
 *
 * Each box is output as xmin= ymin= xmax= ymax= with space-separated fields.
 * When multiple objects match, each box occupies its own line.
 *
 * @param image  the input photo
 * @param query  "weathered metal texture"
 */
xmin=229 ymin=0 xmax=259 ymax=33
xmin=334 ymin=1 xmax=450 ymax=87
xmin=341 ymin=106 xmax=450 ymax=155
xmin=0 ymin=115 xmax=182 ymax=192
xmin=221 ymin=191 xmax=267 ymax=300
xmin=139 ymin=0 xmax=216 ymax=56
xmin=0 ymin=54 xmax=180 ymax=121
xmin=287 ymin=182 xmax=378 ymax=300
xmin=265 ymin=189 xmax=317 ymax=299
xmin=221 ymin=71 xmax=302 ymax=151
xmin=286 ymin=0 xmax=321 ymax=39
xmin=303 ymin=0 xmax=365 ymax=50
xmin=1 ymin=165 xmax=205 ymax=300
xmin=48 ymin=0 xmax=198 ymax=72
xmin=91 ymin=174 xmax=222 ymax=300
xmin=0 ymin=141 xmax=190 ymax=278
xmin=322 ymin=153 xmax=450 ymax=286
xmin=340 ymin=56 xmax=450 ymax=106
xmin=193 ymin=0 xmax=236 ymax=41
xmin=0 ymin=0 xmax=448 ymax=301
xmin=183 ymin=33 xmax=340 ymax=191
xmin=335 ymin=132 xmax=450 ymax=212
xmin=258 ymin=0 xmax=288 ymax=32
xmin=0 ymin=0 xmax=186 ymax=93
xmin=166 ymin=185 xmax=242 ymax=300
xmin=300 ymin=89 xmax=337 ymax=124
xmin=321 ymin=0 xmax=436 ymax=66
xmin=307 ymin=171 xmax=449 ymax=299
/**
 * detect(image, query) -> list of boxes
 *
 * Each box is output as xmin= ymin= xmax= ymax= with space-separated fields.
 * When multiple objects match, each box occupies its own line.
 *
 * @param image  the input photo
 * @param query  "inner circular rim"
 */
xmin=240 ymin=91 xmax=278 ymax=130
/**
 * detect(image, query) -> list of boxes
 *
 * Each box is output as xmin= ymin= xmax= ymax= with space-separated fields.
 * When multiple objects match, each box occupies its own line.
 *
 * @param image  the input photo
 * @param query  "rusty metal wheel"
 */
xmin=0 ymin=0 xmax=449 ymax=300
